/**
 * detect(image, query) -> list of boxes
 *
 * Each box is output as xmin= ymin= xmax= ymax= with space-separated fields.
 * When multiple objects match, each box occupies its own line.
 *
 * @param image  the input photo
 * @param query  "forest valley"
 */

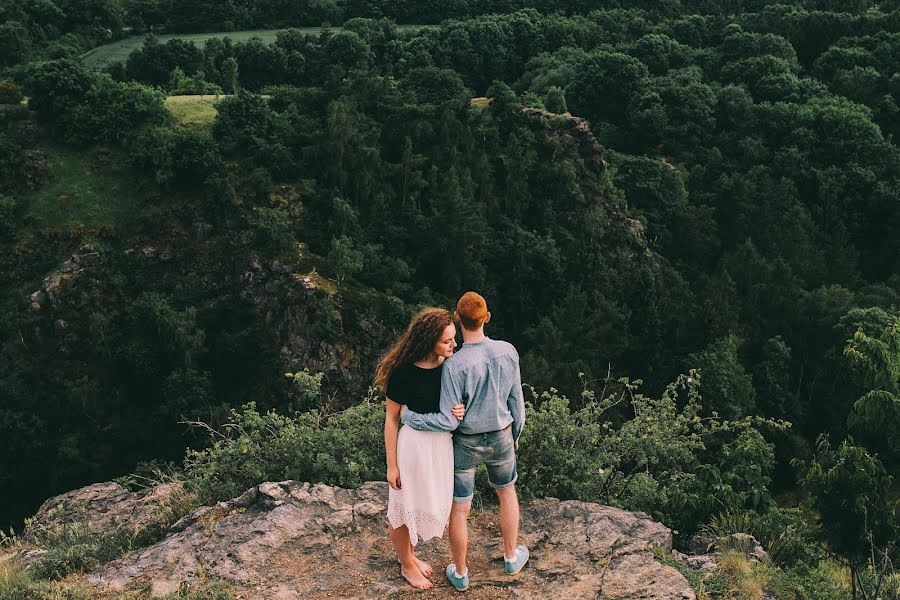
xmin=1 ymin=0 xmax=900 ymax=598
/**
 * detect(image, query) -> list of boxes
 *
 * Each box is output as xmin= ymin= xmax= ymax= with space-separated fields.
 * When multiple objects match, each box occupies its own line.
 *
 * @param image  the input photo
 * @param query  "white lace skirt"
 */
xmin=386 ymin=425 xmax=453 ymax=546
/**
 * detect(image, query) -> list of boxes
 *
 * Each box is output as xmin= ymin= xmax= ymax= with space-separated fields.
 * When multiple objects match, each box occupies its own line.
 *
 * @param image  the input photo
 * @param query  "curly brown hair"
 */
xmin=375 ymin=308 xmax=453 ymax=392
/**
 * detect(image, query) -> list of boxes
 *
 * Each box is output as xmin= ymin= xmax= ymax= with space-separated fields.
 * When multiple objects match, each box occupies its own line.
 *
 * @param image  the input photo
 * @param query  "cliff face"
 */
xmin=20 ymin=479 xmax=695 ymax=600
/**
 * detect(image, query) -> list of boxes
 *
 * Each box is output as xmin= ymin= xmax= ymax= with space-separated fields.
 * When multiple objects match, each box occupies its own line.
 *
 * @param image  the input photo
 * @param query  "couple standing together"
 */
xmin=375 ymin=292 xmax=529 ymax=591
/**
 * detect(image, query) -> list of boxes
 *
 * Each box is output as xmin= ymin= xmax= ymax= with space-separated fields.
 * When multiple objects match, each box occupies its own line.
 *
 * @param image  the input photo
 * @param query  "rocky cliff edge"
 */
xmin=15 ymin=480 xmax=696 ymax=600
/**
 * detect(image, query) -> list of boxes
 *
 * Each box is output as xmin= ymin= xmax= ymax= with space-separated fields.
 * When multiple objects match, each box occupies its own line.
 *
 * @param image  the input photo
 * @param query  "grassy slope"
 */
xmin=81 ymin=25 xmax=427 ymax=70
xmin=22 ymin=145 xmax=145 ymax=234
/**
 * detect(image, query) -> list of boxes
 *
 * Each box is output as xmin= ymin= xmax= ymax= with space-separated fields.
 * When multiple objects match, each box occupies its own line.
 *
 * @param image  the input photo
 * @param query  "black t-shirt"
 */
xmin=386 ymin=363 xmax=443 ymax=414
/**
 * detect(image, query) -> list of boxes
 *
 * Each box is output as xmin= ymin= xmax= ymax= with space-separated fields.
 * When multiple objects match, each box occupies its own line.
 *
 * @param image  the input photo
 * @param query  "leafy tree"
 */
xmin=0 ymin=21 xmax=32 ymax=67
xmin=329 ymin=235 xmax=363 ymax=282
xmin=688 ymin=335 xmax=756 ymax=420
xmin=221 ymin=56 xmax=239 ymax=93
xmin=23 ymin=59 xmax=165 ymax=145
xmin=843 ymin=316 xmax=900 ymax=455
xmin=401 ymin=67 xmax=470 ymax=105
xmin=23 ymin=58 xmax=94 ymax=124
xmin=799 ymin=436 xmax=898 ymax=599
xmin=212 ymin=90 xmax=277 ymax=155
xmin=325 ymin=30 xmax=372 ymax=77
xmin=753 ymin=336 xmax=799 ymax=422
xmin=543 ymin=85 xmax=567 ymax=113
xmin=130 ymin=126 xmax=224 ymax=189
xmin=234 ymin=37 xmax=286 ymax=90
xmin=565 ymin=50 xmax=650 ymax=125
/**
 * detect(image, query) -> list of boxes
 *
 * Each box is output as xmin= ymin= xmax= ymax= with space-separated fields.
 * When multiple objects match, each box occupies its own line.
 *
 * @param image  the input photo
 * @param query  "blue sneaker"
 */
xmin=504 ymin=545 xmax=529 ymax=575
xmin=446 ymin=563 xmax=469 ymax=592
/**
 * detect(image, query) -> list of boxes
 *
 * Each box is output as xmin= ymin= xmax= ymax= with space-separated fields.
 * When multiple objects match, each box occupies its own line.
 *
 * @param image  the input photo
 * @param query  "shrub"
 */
xmin=252 ymin=205 xmax=298 ymax=252
xmin=517 ymin=372 xmax=786 ymax=537
xmin=183 ymin=369 xmax=784 ymax=541
xmin=284 ymin=368 xmax=324 ymax=412
xmin=130 ymin=126 xmax=225 ymax=190
xmin=184 ymin=398 xmax=384 ymax=505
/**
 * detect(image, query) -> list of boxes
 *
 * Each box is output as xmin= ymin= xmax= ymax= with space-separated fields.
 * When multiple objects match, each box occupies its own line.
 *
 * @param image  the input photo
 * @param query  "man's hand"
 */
xmin=387 ymin=465 xmax=401 ymax=490
xmin=451 ymin=403 xmax=466 ymax=421
xmin=514 ymin=440 xmax=519 ymax=452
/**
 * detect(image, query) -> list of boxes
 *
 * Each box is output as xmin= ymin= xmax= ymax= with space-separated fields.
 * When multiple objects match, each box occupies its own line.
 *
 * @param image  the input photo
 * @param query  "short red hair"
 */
xmin=456 ymin=292 xmax=488 ymax=331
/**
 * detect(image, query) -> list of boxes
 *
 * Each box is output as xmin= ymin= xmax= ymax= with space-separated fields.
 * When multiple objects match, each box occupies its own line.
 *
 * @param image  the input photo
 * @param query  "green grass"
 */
xmin=81 ymin=25 xmax=428 ymax=70
xmin=23 ymin=146 xmax=143 ymax=233
xmin=165 ymin=95 xmax=225 ymax=127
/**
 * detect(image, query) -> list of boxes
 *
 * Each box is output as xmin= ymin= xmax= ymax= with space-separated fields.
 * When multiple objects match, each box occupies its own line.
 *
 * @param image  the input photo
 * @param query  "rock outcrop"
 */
xmin=674 ymin=531 xmax=769 ymax=572
xmin=66 ymin=480 xmax=697 ymax=599
xmin=32 ymin=481 xmax=184 ymax=536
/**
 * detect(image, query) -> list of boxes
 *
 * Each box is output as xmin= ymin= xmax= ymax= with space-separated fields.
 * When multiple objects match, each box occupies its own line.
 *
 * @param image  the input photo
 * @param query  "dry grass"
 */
xmin=715 ymin=552 xmax=769 ymax=600
xmin=0 ymin=561 xmax=95 ymax=600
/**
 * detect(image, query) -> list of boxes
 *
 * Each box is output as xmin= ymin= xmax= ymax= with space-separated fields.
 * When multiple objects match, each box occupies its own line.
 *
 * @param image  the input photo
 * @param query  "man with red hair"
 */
xmin=401 ymin=292 xmax=528 ymax=591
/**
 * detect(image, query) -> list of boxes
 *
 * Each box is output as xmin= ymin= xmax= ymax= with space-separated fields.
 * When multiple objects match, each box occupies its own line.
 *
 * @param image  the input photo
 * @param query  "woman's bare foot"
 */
xmin=401 ymin=564 xmax=433 ymax=590
xmin=414 ymin=556 xmax=433 ymax=578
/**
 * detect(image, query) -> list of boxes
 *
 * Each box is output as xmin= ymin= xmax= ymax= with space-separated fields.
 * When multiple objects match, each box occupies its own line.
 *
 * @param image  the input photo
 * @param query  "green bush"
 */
xmin=767 ymin=561 xmax=854 ymax=600
xmin=183 ymin=369 xmax=784 ymax=541
xmin=517 ymin=372 xmax=786 ymax=537
xmin=184 ymin=399 xmax=385 ymax=505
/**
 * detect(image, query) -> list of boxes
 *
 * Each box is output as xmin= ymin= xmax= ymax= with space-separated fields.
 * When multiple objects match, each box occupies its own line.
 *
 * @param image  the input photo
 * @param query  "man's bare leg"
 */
xmin=389 ymin=524 xmax=432 ymax=589
xmin=449 ymin=501 xmax=472 ymax=576
xmin=496 ymin=485 xmax=520 ymax=560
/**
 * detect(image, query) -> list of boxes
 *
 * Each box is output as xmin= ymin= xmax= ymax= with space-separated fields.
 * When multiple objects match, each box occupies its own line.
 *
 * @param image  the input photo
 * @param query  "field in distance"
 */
xmin=81 ymin=25 xmax=426 ymax=70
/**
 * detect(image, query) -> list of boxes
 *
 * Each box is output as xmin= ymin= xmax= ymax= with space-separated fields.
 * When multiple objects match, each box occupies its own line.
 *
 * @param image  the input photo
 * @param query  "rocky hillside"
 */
xmin=9 ymin=480 xmax=698 ymax=600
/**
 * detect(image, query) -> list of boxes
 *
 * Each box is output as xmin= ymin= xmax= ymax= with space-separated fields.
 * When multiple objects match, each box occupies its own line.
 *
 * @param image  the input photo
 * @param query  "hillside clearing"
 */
xmin=164 ymin=94 xmax=224 ymax=127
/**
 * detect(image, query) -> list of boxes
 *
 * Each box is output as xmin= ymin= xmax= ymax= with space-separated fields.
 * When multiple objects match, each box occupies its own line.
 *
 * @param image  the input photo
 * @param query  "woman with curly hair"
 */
xmin=375 ymin=308 xmax=465 ymax=590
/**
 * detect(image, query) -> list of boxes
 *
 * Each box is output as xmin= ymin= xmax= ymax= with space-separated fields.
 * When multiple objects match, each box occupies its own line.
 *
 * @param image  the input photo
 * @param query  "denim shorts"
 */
xmin=452 ymin=426 xmax=518 ymax=503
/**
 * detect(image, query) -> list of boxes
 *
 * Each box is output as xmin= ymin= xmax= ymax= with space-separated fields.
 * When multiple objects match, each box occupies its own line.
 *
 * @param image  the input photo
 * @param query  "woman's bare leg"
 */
xmin=389 ymin=524 xmax=433 ymax=589
xmin=408 ymin=538 xmax=433 ymax=577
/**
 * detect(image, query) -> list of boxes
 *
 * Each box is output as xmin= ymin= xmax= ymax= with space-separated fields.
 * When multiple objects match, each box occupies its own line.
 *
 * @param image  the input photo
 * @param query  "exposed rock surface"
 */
xmin=33 ymin=481 xmax=184 ymax=535
xmin=673 ymin=531 xmax=769 ymax=572
xmin=28 ymin=243 xmax=102 ymax=311
xmin=77 ymin=480 xmax=695 ymax=599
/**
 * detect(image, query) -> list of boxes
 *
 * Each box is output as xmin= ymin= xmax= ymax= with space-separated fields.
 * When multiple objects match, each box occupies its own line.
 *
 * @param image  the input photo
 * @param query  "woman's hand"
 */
xmin=451 ymin=403 xmax=466 ymax=421
xmin=387 ymin=465 xmax=401 ymax=490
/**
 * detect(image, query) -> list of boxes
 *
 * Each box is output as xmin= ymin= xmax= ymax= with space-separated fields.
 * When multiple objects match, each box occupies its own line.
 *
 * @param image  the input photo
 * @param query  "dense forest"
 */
xmin=1 ymin=0 xmax=899 ymax=597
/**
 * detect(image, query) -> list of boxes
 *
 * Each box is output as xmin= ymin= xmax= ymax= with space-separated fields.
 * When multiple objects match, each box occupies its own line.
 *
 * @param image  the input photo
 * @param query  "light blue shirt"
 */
xmin=401 ymin=337 xmax=526 ymax=441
